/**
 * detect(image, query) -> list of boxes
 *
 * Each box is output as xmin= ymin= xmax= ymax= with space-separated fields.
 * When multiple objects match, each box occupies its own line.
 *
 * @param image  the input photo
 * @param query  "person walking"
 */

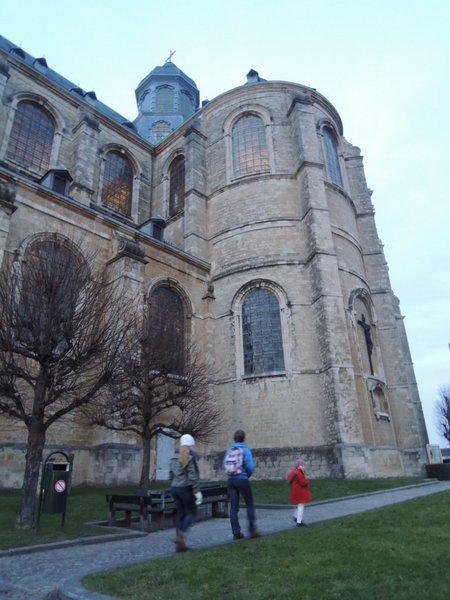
xmin=287 ymin=458 xmax=312 ymax=526
xmin=168 ymin=434 xmax=203 ymax=552
xmin=223 ymin=429 xmax=260 ymax=540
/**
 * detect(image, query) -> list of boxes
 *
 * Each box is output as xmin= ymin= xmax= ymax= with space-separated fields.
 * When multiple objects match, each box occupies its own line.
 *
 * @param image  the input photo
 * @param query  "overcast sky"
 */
xmin=1 ymin=0 xmax=449 ymax=446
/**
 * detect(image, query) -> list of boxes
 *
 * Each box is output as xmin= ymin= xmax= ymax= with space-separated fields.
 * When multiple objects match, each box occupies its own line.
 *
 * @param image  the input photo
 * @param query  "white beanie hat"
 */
xmin=180 ymin=434 xmax=195 ymax=447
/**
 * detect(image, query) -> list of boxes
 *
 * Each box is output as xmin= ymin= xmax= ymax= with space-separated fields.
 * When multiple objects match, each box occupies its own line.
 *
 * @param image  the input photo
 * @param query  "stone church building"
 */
xmin=0 ymin=34 xmax=429 ymax=487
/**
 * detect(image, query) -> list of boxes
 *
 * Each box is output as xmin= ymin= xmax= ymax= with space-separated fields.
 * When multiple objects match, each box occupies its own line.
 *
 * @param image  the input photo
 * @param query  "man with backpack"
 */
xmin=222 ymin=429 xmax=261 ymax=540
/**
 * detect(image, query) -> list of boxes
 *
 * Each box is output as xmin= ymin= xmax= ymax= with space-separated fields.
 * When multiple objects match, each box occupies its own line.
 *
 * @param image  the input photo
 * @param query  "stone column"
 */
xmin=182 ymin=124 xmax=208 ymax=260
xmin=105 ymin=236 xmax=148 ymax=309
xmin=70 ymin=112 xmax=100 ymax=205
xmin=0 ymin=178 xmax=17 ymax=267
xmin=291 ymin=100 xmax=368 ymax=476
xmin=0 ymin=58 xmax=10 ymax=100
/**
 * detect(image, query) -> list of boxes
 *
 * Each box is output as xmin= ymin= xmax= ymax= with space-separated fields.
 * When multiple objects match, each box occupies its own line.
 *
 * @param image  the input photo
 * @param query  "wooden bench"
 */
xmin=106 ymin=484 xmax=228 ymax=531
xmin=105 ymin=490 xmax=175 ymax=531
xmin=197 ymin=483 xmax=229 ymax=518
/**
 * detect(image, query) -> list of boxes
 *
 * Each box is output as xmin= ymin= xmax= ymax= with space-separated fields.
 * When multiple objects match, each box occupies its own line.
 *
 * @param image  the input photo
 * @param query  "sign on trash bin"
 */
xmin=37 ymin=451 xmax=71 ymax=530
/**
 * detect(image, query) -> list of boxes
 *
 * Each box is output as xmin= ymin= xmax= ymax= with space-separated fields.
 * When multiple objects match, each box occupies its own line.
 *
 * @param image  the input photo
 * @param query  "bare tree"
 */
xmin=0 ymin=235 xmax=131 ymax=529
xmin=86 ymin=305 xmax=221 ymax=488
xmin=435 ymin=385 xmax=450 ymax=446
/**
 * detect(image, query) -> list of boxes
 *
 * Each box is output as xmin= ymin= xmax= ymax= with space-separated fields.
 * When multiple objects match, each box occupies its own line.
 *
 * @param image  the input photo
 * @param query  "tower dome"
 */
xmin=133 ymin=58 xmax=199 ymax=145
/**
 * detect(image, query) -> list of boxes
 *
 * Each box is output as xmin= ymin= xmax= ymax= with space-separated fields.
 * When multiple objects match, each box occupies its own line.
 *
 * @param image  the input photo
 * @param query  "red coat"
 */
xmin=287 ymin=468 xmax=312 ymax=504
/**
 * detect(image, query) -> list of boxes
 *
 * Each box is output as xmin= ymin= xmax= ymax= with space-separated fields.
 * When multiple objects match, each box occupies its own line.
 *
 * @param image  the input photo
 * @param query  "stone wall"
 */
xmin=0 ymin=40 xmax=429 ymax=487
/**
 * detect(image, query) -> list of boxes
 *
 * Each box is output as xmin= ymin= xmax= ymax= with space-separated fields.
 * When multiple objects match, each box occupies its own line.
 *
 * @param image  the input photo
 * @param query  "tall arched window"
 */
xmin=169 ymin=155 xmax=185 ymax=216
xmin=101 ymin=151 xmax=133 ymax=216
xmin=232 ymin=114 xmax=269 ymax=178
xmin=6 ymin=100 xmax=55 ymax=172
xmin=323 ymin=127 xmax=343 ymax=186
xmin=156 ymin=86 xmax=174 ymax=111
xmin=18 ymin=237 xmax=86 ymax=353
xmin=353 ymin=296 xmax=377 ymax=376
xmin=148 ymin=287 xmax=185 ymax=373
xmin=242 ymin=288 xmax=285 ymax=375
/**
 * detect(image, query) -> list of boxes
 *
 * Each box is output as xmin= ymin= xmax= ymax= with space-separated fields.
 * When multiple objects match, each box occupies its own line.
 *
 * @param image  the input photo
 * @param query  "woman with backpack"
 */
xmin=287 ymin=458 xmax=312 ymax=527
xmin=168 ymin=434 xmax=203 ymax=552
xmin=222 ymin=429 xmax=261 ymax=540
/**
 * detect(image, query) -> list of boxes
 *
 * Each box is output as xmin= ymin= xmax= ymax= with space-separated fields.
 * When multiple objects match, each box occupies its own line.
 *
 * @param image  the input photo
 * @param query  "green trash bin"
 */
xmin=41 ymin=462 xmax=70 ymax=514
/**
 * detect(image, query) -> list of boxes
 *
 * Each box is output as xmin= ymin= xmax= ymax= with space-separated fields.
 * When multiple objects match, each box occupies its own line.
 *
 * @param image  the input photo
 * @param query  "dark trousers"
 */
xmin=171 ymin=486 xmax=196 ymax=532
xmin=228 ymin=477 xmax=257 ymax=535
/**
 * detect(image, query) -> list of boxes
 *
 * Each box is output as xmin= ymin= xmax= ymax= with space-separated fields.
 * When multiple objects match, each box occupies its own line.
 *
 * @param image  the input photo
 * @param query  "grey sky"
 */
xmin=1 ymin=0 xmax=449 ymax=445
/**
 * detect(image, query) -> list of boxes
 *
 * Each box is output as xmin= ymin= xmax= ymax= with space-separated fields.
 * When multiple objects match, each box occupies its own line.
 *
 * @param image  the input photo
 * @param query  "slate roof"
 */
xmin=0 ymin=34 xmax=141 ymax=137
xmin=146 ymin=60 xmax=198 ymax=89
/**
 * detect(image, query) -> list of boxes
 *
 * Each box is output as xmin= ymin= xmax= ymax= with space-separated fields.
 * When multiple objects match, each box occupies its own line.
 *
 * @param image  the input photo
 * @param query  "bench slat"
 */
xmin=106 ymin=485 xmax=228 ymax=531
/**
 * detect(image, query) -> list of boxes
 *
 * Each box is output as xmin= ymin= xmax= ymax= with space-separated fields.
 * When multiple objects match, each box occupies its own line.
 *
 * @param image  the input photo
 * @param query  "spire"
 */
xmin=133 ymin=59 xmax=199 ymax=145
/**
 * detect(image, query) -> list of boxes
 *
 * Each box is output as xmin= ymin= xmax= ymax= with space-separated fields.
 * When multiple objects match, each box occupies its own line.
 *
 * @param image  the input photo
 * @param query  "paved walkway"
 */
xmin=1 ymin=480 xmax=449 ymax=600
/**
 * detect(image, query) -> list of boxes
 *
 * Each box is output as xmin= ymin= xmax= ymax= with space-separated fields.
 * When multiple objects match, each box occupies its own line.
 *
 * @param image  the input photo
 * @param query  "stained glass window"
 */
xmin=19 ymin=240 xmax=84 ymax=351
xmin=156 ymin=86 xmax=174 ymax=112
xmin=169 ymin=156 xmax=185 ymax=216
xmin=324 ymin=128 xmax=343 ymax=186
xmin=101 ymin=151 xmax=133 ymax=215
xmin=242 ymin=289 xmax=284 ymax=375
xmin=148 ymin=287 xmax=185 ymax=374
xmin=232 ymin=114 xmax=269 ymax=178
xmin=6 ymin=100 xmax=54 ymax=172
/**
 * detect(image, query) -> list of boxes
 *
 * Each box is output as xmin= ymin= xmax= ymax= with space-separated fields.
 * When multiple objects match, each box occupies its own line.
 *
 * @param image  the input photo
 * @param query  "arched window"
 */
xmin=101 ymin=151 xmax=133 ymax=216
xmin=151 ymin=120 xmax=171 ymax=143
xmin=232 ymin=114 xmax=269 ymax=178
xmin=169 ymin=155 xmax=185 ymax=216
xmin=156 ymin=86 xmax=174 ymax=112
xmin=180 ymin=90 xmax=194 ymax=119
xmin=323 ymin=127 xmax=343 ymax=186
xmin=148 ymin=287 xmax=185 ymax=374
xmin=18 ymin=238 xmax=86 ymax=353
xmin=6 ymin=100 xmax=55 ymax=172
xmin=242 ymin=288 xmax=285 ymax=375
xmin=353 ymin=296 xmax=376 ymax=376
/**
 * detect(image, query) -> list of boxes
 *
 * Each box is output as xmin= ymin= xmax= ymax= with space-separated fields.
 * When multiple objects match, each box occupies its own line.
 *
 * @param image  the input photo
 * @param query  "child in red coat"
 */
xmin=287 ymin=459 xmax=312 ymax=527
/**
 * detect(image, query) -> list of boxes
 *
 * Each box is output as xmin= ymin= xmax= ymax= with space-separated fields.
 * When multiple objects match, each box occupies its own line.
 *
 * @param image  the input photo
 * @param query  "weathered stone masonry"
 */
xmin=0 ymin=35 xmax=428 ymax=486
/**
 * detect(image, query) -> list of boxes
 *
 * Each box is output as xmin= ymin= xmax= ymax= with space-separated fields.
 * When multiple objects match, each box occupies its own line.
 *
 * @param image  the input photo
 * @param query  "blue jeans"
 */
xmin=171 ymin=486 xmax=196 ymax=532
xmin=228 ymin=477 xmax=257 ymax=535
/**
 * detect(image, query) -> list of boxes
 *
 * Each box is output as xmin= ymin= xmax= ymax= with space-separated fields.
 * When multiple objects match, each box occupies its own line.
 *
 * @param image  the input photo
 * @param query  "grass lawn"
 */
xmin=83 ymin=491 xmax=450 ymax=600
xmin=0 ymin=477 xmax=422 ymax=550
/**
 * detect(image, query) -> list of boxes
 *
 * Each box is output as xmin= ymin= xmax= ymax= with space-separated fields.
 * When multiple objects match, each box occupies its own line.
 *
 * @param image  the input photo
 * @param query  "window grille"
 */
xmin=169 ymin=156 xmax=185 ymax=215
xmin=6 ymin=101 xmax=54 ymax=172
xmin=232 ymin=114 xmax=269 ymax=178
xmin=101 ymin=151 xmax=133 ymax=215
xmin=156 ymin=86 xmax=174 ymax=112
xmin=242 ymin=289 xmax=285 ymax=375
xmin=18 ymin=240 xmax=84 ymax=352
xmin=324 ymin=128 xmax=343 ymax=186
xmin=148 ymin=287 xmax=185 ymax=373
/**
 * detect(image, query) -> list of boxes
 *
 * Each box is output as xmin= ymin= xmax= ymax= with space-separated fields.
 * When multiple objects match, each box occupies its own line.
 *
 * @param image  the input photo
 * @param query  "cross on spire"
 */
xmin=165 ymin=50 xmax=176 ymax=63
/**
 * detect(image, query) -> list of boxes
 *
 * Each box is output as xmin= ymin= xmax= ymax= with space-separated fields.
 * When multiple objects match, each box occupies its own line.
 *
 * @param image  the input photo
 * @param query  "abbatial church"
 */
xmin=0 ymin=35 xmax=429 ymax=487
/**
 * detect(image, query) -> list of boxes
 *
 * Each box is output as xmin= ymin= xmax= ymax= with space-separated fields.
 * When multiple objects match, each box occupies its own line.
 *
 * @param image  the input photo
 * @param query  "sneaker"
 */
xmin=233 ymin=532 xmax=245 ymax=540
xmin=249 ymin=529 xmax=261 ymax=538
xmin=296 ymin=522 xmax=307 ymax=527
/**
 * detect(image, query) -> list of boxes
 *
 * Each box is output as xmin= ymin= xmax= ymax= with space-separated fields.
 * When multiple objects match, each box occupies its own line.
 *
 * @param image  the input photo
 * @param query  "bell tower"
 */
xmin=133 ymin=53 xmax=199 ymax=145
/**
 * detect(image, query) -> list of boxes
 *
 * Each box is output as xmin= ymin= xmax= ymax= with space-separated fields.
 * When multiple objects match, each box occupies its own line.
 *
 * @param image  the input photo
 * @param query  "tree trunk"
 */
xmin=15 ymin=422 xmax=46 ymax=530
xmin=139 ymin=435 xmax=151 ymax=489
